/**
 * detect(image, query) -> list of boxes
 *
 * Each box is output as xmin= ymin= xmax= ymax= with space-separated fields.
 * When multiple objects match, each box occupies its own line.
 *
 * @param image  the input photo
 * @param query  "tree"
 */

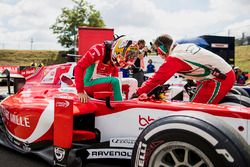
xmin=50 ymin=0 xmax=105 ymax=51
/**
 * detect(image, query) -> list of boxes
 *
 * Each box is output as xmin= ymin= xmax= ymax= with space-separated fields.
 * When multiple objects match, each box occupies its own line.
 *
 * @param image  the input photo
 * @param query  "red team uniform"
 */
xmin=75 ymin=42 xmax=138 ymax=101
xmin=137 ymin=43 xmax=235 ymax=104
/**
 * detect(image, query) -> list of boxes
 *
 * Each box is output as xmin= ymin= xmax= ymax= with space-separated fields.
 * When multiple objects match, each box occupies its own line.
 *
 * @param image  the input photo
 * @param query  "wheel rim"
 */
xmin=148 ymin=141 xmax=214 ymax=167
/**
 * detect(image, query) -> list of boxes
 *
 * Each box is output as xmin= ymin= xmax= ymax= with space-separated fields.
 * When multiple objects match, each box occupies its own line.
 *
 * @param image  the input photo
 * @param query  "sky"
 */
xmin=0 ymin=0 xmax=249 ymax=50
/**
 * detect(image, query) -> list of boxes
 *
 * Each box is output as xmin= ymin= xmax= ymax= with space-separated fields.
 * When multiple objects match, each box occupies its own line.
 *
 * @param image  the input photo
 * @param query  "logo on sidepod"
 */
xmin=54 ymin=147 xmax=65 ymax=162
xmin=139 ymin=115 xmax=155 ymax=127
xmin=138 ymin=115 xmax=155 ymax=130
xmin=56 ymin=100 xmax=70 ymax=108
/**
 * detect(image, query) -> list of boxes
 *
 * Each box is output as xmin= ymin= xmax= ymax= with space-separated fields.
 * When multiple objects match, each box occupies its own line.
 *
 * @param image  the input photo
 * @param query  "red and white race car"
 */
xmin=0 ymin=62 xmax=250 ymax=167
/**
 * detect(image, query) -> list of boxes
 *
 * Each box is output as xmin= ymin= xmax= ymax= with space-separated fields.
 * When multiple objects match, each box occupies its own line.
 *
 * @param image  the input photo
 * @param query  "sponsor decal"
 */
xmin=58 ymin=87 xmax=77 ymax=93
xmin=135 ymin=142 xmax=147 ymax=167
xmin=54 ymin=147 xmax=69 ymax=167
xmin=139 ymin=115 xmax=155 ymax=130
xmin=211 ymin=43 xmax=229 ymax=48
xmin=13 ymin=139 xmax=21 ymax=146
xmin=54 ymin=147 xmax=66 ymax=162
xmin=93 ymin=47 xmax=101 ymax=56
xmin=56 ymin=100 xmax=70 ymax=108
xmin=54 ymin=95 xmax=74 ymax=100
xmin=42 ymin=68 xmax=56 ymax=83
xmin=216 ymin=149 xmax=234 ymax=163
xmin=22 ymin=143 xmax=31 ymax=151
xmin=6 ymin=132 xmax=14 ymax=142
xmin=6 ymin=130 xmax=32 ymax=151
xmin=20 ymin=67 xmax=36 ymax=77
xmin=87 ymin=148 xmax=132 ymax=159
xmin=144 ymin=140 xmax=164 ymax=166
xmin=110 ymin=137 xmax=136 ymax=148
xmin=186 ymin=44 xmax=201 ymax=55
xmin=0 ymin=66 xmax=19 ymax=73
xmin=2 ymin=108 xmax=30 ymax=127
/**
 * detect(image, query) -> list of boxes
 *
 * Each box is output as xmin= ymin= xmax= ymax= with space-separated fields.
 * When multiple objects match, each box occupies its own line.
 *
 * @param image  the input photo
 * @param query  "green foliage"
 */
xmin=50 ymin=0 xmax=105 ymax=49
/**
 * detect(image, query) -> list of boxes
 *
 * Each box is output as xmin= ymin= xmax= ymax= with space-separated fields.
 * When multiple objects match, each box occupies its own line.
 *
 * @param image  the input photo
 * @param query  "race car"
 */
xmin=0 ymin=62 xmax=250 ymax=167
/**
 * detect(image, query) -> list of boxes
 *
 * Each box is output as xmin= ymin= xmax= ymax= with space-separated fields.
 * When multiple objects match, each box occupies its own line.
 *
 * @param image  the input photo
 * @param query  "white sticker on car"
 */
xmin=110 ymin=137 xmax=136 ymax=148
xmin=87 ymin=148 xmax=132 ymax=159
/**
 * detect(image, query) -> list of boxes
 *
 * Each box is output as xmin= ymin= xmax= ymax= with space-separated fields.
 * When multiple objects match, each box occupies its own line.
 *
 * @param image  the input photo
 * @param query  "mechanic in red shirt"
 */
xmin=75 ymin=37 xmax=139 ymax=103
xmin=136 ymin=34 xmax=235 ymax=104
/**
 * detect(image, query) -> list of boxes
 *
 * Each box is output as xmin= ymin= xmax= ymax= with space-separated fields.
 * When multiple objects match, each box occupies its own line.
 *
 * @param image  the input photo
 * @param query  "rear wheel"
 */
xmin=219 ymin=93 xmax=250 ymax=107
xmin=230 ymin=87 xmax=249 ymax=97
xmin=148 ymin=139 xmax=214 ymax=167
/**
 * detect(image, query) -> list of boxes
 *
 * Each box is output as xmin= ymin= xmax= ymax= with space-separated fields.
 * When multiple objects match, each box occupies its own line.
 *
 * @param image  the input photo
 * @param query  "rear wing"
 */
xmin=0 ymin=69 xmax=25 ymax=94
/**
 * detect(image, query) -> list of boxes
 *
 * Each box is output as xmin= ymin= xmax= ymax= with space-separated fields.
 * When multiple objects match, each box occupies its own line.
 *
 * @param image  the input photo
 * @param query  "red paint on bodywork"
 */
xmin=54 ymin=98 xmax=73 ymax=148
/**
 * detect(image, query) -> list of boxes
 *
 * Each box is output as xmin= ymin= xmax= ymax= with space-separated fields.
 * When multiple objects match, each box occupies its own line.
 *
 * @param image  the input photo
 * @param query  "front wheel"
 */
xmin=147 ymin=136 xmax=215 ymax=167
xmin=131 ymin=112 xmax=250 ymax=167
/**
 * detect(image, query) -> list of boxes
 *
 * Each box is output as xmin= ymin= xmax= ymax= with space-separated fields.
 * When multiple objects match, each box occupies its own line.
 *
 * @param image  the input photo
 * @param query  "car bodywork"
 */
xmin=0 ymin=62 xmax=250 ymax=166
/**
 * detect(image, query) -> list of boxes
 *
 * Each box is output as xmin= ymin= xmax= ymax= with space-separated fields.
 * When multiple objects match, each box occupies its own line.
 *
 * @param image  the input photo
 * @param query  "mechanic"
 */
xmin=134 ymin=34 xmax=236 ymax=104
xmin=131 ymin=39 xmax=148 ymax=86
xmin=75 ymin=37 xmax=139 ymax=103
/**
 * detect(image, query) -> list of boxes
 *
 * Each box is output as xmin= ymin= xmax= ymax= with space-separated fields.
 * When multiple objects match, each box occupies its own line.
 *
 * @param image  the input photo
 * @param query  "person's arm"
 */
xmin=112 ymin=67 xmax=119 ymax=77
xmin=139 ymin=54 xmax=145 ymax=69
xmin=137 ymin=57 xmax=189 ymax=95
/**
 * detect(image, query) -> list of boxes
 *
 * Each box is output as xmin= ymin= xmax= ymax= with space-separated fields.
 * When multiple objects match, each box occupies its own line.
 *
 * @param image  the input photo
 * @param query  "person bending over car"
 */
xmin=75 ymin=37 xmax=139 ymax=103
xmin=135 ymin=34 xmax=235 ymax=104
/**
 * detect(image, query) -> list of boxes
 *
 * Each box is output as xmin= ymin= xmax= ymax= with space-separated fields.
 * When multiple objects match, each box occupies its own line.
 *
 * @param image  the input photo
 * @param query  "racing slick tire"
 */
xmin=131 ymin=112 xmax=250 ymax=167
xmin=230 ymin=87 xmax=250 ymax=97
xmin=219 ymin=93 xmax=250 ymax=107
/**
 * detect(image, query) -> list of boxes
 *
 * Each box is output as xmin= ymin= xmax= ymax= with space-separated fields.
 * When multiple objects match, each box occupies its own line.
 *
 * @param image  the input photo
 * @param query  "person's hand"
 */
xmin=143 ymin=46 xmax=149 ymax=52
xmin=131 ymin=93 xmax=138 ymax=99
xmin=77 ymin=91 xmax=88 ymax=103
xmin=138 ymin=93 xmax=149 ymax=101
xmin=138 ymin=54 xmax=144 ymax=60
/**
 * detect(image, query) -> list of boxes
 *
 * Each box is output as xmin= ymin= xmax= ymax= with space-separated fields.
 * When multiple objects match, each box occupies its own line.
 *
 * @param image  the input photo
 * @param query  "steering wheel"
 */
xmin=147 ymin=84 xmax=170 ymax=100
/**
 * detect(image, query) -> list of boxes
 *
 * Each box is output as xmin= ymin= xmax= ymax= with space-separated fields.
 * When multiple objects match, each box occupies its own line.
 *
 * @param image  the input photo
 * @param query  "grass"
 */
xmin=235 ymin=45 xmax=250 ymax=72
xmin=0 ymin=50 xmax=67 ymax=66
xmin=0 ymin=45 xmax=249 ymax=72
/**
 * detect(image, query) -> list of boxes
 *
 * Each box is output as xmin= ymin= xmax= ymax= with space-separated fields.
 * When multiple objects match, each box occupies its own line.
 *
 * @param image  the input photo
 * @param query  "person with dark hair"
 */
xmin=234 ymin=67 xmax=248 ymax=84
xmin=146 ymin=59 xmax=155 ymax=73
xmin=131 ymin=39 xmax=148 ymax=86
xmin=120 ymin=68 xmax=130 ymax=78
xmin=134 ymin=34 xmax=236 ymax=104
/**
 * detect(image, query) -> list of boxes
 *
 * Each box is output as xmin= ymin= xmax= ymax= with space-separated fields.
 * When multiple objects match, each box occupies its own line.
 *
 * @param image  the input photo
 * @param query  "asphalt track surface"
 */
xmin=0 ymin=86 xmax=129 ymax=167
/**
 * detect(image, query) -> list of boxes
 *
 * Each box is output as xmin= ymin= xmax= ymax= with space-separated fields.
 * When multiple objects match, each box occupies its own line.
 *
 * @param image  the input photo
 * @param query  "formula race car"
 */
xmin=0 ymin=62 xmax=250 ymax=167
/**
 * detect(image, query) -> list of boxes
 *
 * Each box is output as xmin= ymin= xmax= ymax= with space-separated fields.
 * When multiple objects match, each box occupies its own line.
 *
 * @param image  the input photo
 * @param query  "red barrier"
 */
xmin=78 ymin=26 xmax=114 ymax=56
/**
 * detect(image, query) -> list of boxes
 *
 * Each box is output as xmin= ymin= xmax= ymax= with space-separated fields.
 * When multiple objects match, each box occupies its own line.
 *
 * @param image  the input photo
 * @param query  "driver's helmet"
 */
xmin=111 ymin=37 xmax=139 ymax=68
